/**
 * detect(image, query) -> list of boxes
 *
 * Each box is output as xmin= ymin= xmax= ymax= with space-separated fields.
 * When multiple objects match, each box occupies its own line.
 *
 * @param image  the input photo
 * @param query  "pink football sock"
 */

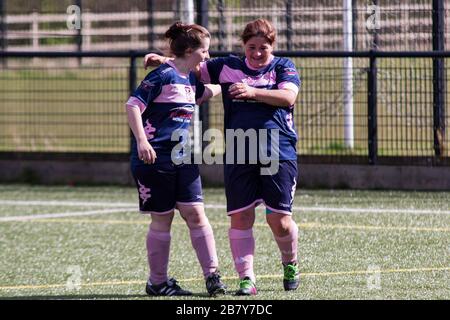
xmin=147 ymin=227 xmax=171 ymax=285
xmin=189 ymin=223 xmax=219 ymax=278
xmin=229 ymin=228 xmax=255 ymax=282
xmin=274 ymin=222 xmax=298 ymax=264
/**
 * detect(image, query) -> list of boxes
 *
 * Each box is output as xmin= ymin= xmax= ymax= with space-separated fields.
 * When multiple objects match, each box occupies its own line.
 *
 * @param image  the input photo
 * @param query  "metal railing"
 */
xmin=0 ymin=49 xmax=448 ymax=165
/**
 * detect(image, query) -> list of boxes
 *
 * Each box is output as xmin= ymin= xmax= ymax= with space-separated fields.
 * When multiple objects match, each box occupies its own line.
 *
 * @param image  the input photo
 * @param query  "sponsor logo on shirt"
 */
xmin=169 ymin=105 xmax=194 ymax=123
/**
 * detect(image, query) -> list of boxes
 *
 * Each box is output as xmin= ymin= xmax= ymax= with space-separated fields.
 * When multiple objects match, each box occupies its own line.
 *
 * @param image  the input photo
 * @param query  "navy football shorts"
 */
xmin=224 ymin=160 xmax=298 ymax=215
xmin=131 ymin=162 xmax=203 ymax=214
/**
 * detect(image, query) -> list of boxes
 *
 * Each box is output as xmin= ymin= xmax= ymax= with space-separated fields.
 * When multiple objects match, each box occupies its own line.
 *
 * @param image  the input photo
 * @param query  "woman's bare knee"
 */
xmin=178 ymin=204 xmax=208 ymax=228
xmin=266 ymin=214 xmax=293 ymax=237
xmin=230 ymin=208 xmax=255 ymax=230
xmin=150 ymin=212 xmax=174 ymax=232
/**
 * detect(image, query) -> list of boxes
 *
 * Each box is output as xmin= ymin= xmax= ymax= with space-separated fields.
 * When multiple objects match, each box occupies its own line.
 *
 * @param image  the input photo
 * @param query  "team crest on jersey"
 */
xmin=169 ymin=105 xmax=194 ymax=123
xmin=283 ymin=67 xmax=297 ymax=76
xmin=185 ymin=86 xmax=195 ymax=102
xmin=141 ymin=80 xmax=155 ymax=91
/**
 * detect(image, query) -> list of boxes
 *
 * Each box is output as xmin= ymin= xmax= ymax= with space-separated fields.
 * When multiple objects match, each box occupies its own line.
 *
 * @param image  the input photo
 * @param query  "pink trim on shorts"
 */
xmin=227 ymin=199 xmax=263 ymax=216
xmin=176 ymin=201 xmax=204 ymax=207
xmin=263 ymin=202 xmax=292 ymax=215
xmin=140 ymin=208 xmax=175 ymax=215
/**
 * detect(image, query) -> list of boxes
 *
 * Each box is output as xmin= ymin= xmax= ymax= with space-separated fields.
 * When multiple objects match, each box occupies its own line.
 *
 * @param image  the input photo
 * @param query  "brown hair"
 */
xmin=241 ymin=18 xmax=276 ymax=45
xmin=165 ymin=21 xmax=210 ymax=57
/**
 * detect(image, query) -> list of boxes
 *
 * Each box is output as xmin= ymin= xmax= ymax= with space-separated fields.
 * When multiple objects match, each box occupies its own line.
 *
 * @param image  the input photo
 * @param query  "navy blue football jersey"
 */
xmin=199 ymin=55 xmax=300 ymax=162
xmin=126 ymin=61 xmax=205 ymax=163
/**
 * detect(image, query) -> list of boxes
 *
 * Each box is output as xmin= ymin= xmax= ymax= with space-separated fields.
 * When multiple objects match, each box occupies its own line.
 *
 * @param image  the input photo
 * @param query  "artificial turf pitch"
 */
xmin=0 ymin=185 xmax=448 ymax=300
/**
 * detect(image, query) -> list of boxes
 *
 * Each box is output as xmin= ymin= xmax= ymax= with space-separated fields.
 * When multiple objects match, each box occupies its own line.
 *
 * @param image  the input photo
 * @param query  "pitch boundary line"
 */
xmin=1 ymin=200 xmax=450 ymax=219
xmin=0 ymin=208 xmax=134 ymax=222
xmin=0 ymin=266 xmax=448 ymax=291
xmin=6 ymin=217 xmax=449 ymax=233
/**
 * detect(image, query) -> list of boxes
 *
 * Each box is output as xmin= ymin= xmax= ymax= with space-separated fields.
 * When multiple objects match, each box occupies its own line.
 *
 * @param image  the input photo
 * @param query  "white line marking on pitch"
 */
xmin=0 ymin=208 xmax=134 ymax=222
xmin=0 ymin=200 xmax=134 ymax=207
xmin=1 ymin=200 xmax=450 ymax=221
xmin=0 ymin=266 xmax=449 ymax=291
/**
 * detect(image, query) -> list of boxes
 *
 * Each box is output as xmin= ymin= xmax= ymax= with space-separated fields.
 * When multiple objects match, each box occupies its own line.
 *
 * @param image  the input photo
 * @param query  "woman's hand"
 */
xmin=137 ymin=139 xmax=157 ymax=164
xmin=228 ymin=82 xmax=256 ymax=100
xmin=144 ymin=53 xmax=170 ymax=69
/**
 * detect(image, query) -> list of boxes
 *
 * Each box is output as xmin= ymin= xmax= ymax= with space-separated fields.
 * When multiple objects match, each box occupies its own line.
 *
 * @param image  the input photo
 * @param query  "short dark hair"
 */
xmin=165 ymin=21 xmax=210 ymax=57
xmin=241 ymin=18 xmax=276 ymax=45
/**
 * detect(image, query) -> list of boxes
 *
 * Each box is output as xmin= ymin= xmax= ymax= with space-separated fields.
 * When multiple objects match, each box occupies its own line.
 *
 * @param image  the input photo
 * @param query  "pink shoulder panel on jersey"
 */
xmin=219 ymin=65 xmax=277 ymax=86
xmin=126 ymin=96 xmax=147 ymax=114
xmin=278 ymin=81 xmax=299 ymax=95
xmin=153 ymin=84 xmax=196 ymax=104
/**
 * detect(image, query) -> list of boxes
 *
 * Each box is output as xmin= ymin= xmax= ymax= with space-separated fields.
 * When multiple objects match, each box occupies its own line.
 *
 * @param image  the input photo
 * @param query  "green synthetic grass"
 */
xmin=0 ymin=185 xmax=449 ymax=300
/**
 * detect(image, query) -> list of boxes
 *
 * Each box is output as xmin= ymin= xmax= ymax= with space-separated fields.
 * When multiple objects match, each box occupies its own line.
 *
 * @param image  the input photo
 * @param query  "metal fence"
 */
xmin=1 ymin=0 xmax=450 ymax=52
xmin=0 ymin=50 xmax=448 ymax=165
xmin=0 ymin=0 xmax=448 ymax=165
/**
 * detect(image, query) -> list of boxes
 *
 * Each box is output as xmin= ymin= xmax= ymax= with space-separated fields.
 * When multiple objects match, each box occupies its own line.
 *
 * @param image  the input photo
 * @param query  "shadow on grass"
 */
xmin=1 ymin=292 xmax=215 ymax=300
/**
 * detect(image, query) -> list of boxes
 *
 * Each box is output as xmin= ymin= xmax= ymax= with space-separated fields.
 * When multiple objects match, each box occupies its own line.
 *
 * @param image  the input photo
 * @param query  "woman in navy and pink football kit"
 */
xmin=145 ymin=18 xmax=301 ymax=295
xmin=126 ymin=22 xmax=226 ymax=297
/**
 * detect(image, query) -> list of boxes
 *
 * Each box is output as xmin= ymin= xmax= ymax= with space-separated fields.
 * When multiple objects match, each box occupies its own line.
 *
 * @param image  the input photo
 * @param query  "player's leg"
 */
xmin=147 ymin=212 xmax=174 ymax=288
xmin=132 ymin=162 xmax=191 ymax=296
xmin=176 ymin=164 xmax=226 ymax=296
xmin=261 ymin=160 xmax=300 ymax=291
xmin=225 ymin=164 xmax=261 ymax=295
xmin=229 ymin=208 xmax=258 ymax=295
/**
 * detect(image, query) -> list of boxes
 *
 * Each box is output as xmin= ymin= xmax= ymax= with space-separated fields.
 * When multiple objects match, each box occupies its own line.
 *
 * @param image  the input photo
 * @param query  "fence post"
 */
xmin=286 ymin=0 xmax=293 ymax=51
xmin=147 ymin=0 xmax=155 ymax=50
xmin=76 ymin=0 xmax=82 ymax=66
xmin=130 ymin=8 xmax=139 ymax=45
xmin=82 ymin=11 xmax=91 ymax=50
xmin=196 ymin=0 xmax=209 ymax=150
xmin=31 ymin=11 xmax=38 ymax=51
xmin=217 ymin=0 xmax=225 ymax=51
xmin=368 ymin=51 xmax=378 ymax=164
xmin=128 ymin=54 xmax=137 ymax=154
xmin=432 ymin=0 xmax=446 ymax=158
xmin=129 ymin=54 xmax=137 ymax=96
xmin=352 ymin=0 xmax=358 ymax=50
xmin=0 ymin=0 xmax=6 ymax=67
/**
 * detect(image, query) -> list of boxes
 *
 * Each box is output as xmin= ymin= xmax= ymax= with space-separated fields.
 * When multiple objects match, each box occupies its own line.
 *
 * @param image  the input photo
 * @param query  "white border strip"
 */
xmin=0 ymin=200 xmax=135 ymax=207
xmin=0 ymin=208 xmax=134 ymax=222
xmin=1 ymin=200 xmax=450 ymax=215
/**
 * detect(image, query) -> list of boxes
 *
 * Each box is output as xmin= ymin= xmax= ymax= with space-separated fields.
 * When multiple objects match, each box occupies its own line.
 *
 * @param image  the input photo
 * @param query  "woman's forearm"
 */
xmin=229 ymin=82 xmax=297 ymax=107
xmin=126 ymin=105 xmax=147 ymax=142
xmin=253 ymin=88 xmax=297 ymax=107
